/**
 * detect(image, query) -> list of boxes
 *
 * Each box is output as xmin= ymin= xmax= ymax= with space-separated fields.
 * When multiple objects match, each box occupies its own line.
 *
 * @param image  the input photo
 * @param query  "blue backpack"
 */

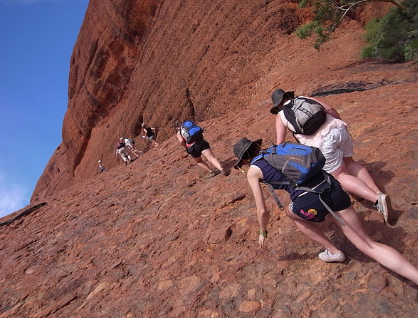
xmin=252 ymin=142 xmax=325 ymax=186
xmin=180 ymin=121 xmax=203 ymax=143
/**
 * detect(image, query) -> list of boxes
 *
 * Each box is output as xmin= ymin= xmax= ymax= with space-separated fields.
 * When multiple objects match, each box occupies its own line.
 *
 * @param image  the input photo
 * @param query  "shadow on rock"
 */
xmin=221 ymin=156 xmax=239 ymax=172
xmin=363 ymin=161 xmax=395 ymax=193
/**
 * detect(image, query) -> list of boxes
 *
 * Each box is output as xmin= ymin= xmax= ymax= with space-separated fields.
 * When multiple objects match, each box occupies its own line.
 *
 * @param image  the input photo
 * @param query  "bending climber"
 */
xmin=233 ymin=137 xmax=418 ymax=285
xmin=124 ymin=138 xmax=142 ymax=158
xmin=270 ymin=88 xmax=393 ymax=224
xmin=116 ymin=138 xmax=131 ymax=165
xmin=175 ymin=120 xmax=229 ymax=178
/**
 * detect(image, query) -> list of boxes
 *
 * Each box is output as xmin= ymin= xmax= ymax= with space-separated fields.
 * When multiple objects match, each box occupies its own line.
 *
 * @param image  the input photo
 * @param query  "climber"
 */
xmin=124 ymin=138 xmax=142 ymax=158
xmin=175 ymin=120 xmax=229 ymax=178
xmin=97 ymin=159 xmax=105 ymax=173
xmin=141 ymin=123 xmax=162 ymax=148
xmin=270 ymin=88 xmax=393 ymax=225
xmin=115 ymin=138 xmax=131 ymax=165
xmin=233 ymin=137 xmax=418 ymax=285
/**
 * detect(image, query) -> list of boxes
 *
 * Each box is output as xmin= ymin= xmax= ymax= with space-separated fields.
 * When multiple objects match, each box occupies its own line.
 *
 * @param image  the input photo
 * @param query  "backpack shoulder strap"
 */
xmin=267 ymin=184 xmax=284 ymax=211
xmin=252 ymin=151 xmax=288 ymax=210
xmin=250 ymin=154 xmax=263 ymax=164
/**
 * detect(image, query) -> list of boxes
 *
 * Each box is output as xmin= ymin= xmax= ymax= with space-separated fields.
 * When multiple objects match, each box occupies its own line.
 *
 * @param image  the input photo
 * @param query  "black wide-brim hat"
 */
xmin=233 ymin=137 xmax=263 ymax=169
xmin=270 ymin=89 xmax=295 ymax=114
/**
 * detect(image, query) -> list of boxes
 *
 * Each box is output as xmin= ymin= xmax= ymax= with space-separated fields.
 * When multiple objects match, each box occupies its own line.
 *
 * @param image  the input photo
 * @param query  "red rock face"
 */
xmin=31 ymin=0 xmax=302 ymax=201
xmin=31 ymin=1 xmax=395 ymax=202
xmin=3 ymin=1 xmax=418 ymax=314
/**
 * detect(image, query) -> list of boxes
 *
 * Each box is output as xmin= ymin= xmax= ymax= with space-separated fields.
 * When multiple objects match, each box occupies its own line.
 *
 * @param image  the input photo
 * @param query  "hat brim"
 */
xmin=233 ymin=159 xmax=245 ymax=170
xmin=233 ymin=139 xmax=262 ymax=169
xmin=270 ymin=90 xmax=295 ymax=112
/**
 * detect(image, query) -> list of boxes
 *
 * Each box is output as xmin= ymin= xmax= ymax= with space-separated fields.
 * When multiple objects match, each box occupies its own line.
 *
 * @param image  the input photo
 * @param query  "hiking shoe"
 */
xmin=374 ymin=193 xmax=391 ymax=224
xmin=206 ymin=171 xmax=218 ymax=179
xmin=221 ymin=169 xmax=230 ymax=176
xmin=318 ymin=250 xmax=346 ymax=263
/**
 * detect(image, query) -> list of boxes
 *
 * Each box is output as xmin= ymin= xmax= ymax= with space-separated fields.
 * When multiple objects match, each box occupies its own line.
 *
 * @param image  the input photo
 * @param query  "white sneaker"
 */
xmin=318 ymin=250 xmax=346 ymax=263
xmin=374 ymin=193 xmax=392 ymax=224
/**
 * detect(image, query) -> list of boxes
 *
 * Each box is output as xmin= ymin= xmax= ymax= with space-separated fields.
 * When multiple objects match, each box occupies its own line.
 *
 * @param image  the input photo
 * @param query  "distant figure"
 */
xmin=98 ymin=160 xmax=106 ymax=173
xmin=123 ymin=138 xmax=142 ymax=158
xmin=141 ymin=123 xmax=161 ymax=148
xmin=116 ymin=138 xmax=131 ymax=165
xmin=175 ymin=120 xmax=229 ymax=178
xmin=270 ymin=88 xmax=392 ymax=224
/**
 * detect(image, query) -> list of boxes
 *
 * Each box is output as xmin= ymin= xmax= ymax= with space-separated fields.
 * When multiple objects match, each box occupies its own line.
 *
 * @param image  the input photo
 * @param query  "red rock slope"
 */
xmin=1 ymin=75 xmax=418 ymax=316
xmin=31 ymin=0 xmax=393 ymax=202
xmin=1 ymin=1 xmax=415 ymax=317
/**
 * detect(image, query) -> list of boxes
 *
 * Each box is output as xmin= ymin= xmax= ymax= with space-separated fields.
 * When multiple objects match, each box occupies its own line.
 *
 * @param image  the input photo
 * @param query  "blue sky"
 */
xmin=0 ymin=0 xmax=89 ymax=217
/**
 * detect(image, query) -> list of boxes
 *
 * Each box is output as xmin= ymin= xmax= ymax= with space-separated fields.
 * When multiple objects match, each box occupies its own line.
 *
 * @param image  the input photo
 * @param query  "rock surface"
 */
xmin=1 ymin=74 xmax=418 ymax=316
xmin=2 ymin=1 xmax=418 ymax=317
xmin=31 ymin=0 xmax=393 ymax=202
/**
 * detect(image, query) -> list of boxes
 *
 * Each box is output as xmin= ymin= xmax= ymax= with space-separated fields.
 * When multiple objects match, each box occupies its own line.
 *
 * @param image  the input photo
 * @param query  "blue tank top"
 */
xmin=251 ymin=159 xmax=304 ymax=201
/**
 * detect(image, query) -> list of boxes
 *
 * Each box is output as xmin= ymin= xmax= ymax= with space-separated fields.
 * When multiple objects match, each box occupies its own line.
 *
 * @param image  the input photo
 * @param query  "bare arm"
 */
xmin=176 ymin=131 xmax=187 ymax=148
xmin=247 ymin=166 xmax=269 ymax=249
xmin=309 ymin=96 xmax=341 ymax=119
xmin=275 ymin=114 xmax=287 ymax=145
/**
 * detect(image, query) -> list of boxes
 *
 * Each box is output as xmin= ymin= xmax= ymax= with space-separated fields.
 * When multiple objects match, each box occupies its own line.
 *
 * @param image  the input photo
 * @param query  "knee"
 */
xmin=285 ymin=204 xmax=294 ymax=218
xmin=202 ymin=149 xmax=213 ymax=157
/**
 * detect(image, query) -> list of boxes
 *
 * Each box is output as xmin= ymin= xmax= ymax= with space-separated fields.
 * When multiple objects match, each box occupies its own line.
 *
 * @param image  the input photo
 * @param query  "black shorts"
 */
xmin=291 ymin=176 xmax=351 ymax=222
xmin=186 ymin=139 xmax=210 ymax=158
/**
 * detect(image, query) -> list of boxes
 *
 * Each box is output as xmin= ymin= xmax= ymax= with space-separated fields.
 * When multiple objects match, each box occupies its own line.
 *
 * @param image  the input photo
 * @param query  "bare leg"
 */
xmin=337 ymin=207 xmax=418 ymax=285
xmin=131 ymin=147 xmax=141 ymax=157
xmin=331 ymin=161 xmax=378 ymax=204
xmin=201 ymin=149 xmax=223 ymax=171
xmin=128 ymin=146 xmax=140 ymax=157
xmin=193 ymin=156 xmax=213 ymax=173
xmin=343 ymin=157 xmax=381 ymax=194
xmin=285 ymin=205 xmax=342 ymax=255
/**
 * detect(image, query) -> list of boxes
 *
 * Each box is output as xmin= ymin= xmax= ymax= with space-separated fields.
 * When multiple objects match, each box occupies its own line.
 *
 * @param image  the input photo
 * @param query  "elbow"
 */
xmin=276 ymin=135 xmax=285 ymax=144
xmin=258 ymin=208 xmax=269 ymax=217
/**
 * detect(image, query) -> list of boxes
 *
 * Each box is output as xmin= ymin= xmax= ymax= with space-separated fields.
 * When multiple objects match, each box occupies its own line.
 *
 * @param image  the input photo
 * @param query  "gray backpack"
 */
xmin=281 ymin=97 xmax=326 ymax=135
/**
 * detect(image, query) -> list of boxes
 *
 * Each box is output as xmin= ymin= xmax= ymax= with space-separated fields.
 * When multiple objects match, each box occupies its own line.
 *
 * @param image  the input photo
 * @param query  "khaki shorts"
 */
xmin=320 ymin=127 xmax=353 ymax=173
xmin=117 ymin=147 xmax=130 ymax=162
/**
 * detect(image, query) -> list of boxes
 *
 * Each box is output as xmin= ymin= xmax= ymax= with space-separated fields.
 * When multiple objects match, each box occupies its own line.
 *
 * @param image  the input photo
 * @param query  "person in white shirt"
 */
xmin=270 ymin=88 xmax=392 ymax=224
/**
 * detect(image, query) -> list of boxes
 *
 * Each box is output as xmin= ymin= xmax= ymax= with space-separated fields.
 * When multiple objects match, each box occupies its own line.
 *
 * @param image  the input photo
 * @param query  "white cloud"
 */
xmin=0 ymin=173 xmax=28 ymax=218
